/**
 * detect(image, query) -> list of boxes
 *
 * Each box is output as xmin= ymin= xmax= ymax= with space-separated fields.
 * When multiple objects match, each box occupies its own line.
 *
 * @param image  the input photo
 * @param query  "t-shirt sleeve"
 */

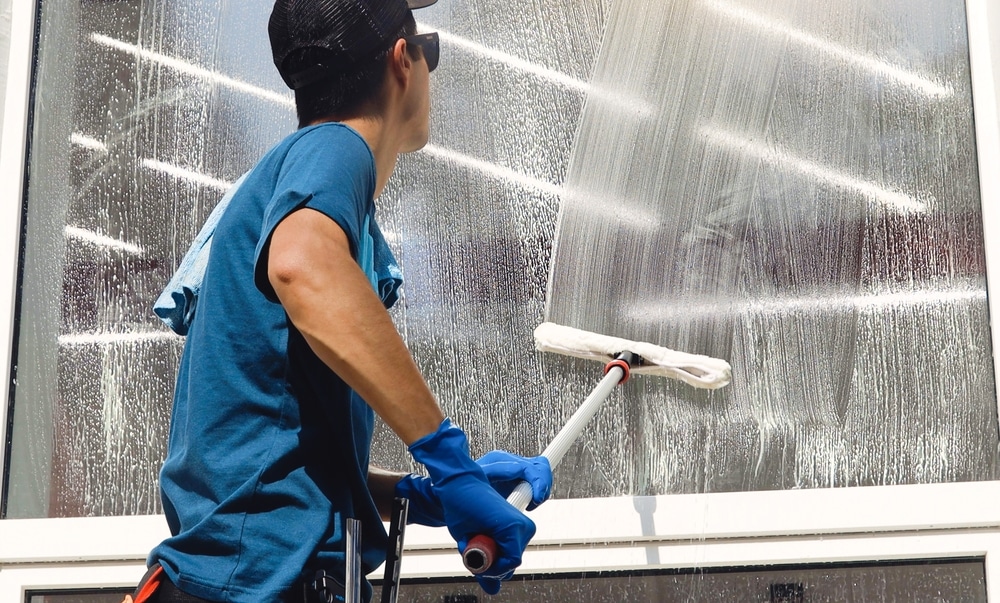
xmin=253 ymin=128 xmax=374 ymax=302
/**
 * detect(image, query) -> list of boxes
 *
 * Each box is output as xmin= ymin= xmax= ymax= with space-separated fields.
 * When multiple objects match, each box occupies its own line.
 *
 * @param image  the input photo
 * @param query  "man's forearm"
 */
xmin=269 ymin=208 xmax=446 ymax=444
xmin=369 ymin=467 xmax=409 ymax=520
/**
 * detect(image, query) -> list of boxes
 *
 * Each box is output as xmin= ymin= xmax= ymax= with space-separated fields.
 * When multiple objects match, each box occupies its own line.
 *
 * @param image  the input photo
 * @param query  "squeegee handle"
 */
xmin=462 ymin=360 xmax=630 ymax=574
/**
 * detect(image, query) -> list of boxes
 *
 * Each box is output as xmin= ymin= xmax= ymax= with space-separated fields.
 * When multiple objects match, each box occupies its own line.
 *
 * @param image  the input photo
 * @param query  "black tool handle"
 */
xmin=381 ymin=497 xmax=409 ymax=603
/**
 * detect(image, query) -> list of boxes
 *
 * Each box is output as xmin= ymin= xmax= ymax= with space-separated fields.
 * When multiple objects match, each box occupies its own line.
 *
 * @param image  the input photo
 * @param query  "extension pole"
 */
xmin=461 ymin=352 xmax=635 ymax=574
xmin=345 ymin=518 xmax=362 ymax=603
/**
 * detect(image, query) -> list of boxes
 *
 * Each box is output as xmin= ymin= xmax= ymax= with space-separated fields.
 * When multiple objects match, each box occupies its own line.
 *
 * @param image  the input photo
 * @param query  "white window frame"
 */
xmin=0 ymin=0 xmax=33 ymax=509
xmin=3 ymin=485 xmax=1000 ymax=598
xmin=1 ymin=0 xmax=1000 ymax=599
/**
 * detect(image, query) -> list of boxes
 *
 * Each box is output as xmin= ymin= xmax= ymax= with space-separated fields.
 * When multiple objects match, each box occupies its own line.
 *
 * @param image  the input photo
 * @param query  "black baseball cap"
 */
xmin=269 ymin=0 xmax=439 ymax=90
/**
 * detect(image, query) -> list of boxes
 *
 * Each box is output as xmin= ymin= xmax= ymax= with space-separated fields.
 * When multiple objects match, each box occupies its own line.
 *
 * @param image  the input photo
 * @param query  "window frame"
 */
xmin=1 ymin=0 xmax=1000 ymax=598
xmin=2 ymin=485 xmax=1000 ymax=599
xmin=971 ymin=0 xmax=1000 ymax=403
xmin=0 ymin=0 xmax=35 ymax=514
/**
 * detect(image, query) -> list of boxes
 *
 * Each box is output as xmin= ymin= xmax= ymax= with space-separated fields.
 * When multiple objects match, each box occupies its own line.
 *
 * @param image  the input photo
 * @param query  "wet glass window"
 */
xmin=546 ymin=0 xmax=999 ymax=494
xmin=385 ymin=559 xmax=988 ymax=602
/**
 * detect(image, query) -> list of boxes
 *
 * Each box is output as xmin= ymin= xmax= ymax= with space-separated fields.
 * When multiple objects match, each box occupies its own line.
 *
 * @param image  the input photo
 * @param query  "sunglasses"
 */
xmin=404 ymin=32 xmax=440 ymax=73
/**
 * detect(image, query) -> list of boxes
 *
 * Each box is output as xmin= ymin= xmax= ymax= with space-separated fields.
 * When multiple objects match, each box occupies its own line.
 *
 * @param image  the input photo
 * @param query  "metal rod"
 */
xmin=505 ymin=366 xmax=623 ymax=512
xmin=463 ymin=364 xmax=627 ymax=572
xmin=539 ymin=366 xmax=624 ymax=470
xmin=345 ymin=518 xmax=362 ymax=603
xmin=380 ymin=498 xmax=409 ymax=603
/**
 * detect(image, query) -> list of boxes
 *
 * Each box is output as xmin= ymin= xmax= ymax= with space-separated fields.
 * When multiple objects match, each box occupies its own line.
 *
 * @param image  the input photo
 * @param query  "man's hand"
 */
xmin=475 ymin=451 xmax=551 ymax=510
xmin=406 ymin=419 xmax=539 ymax=594
xmin=396 ymin=451 xmax=552 ymax=527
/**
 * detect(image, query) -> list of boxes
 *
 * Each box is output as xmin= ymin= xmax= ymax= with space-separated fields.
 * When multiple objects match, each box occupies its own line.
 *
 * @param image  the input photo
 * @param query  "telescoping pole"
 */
xmin=345 ymin=518 xmax=362 ymax=603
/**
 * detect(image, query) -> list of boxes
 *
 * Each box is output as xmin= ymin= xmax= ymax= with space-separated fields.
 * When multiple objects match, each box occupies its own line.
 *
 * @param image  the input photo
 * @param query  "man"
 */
xmin=131 ymin=0 xmax=553 ymax=601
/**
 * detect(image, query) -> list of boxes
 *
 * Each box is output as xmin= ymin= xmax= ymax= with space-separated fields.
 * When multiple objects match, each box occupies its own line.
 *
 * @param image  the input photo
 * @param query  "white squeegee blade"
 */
xmin=533 ymin=322 xmax=732 ymax=389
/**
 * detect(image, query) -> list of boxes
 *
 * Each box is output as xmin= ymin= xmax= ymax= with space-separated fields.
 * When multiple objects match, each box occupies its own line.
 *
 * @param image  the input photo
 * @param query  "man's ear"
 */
xmin=389 ymin=38 xmax=412 ymax=85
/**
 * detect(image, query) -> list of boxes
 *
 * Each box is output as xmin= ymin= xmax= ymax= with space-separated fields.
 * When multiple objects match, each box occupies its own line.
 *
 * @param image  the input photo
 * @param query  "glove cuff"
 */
xmin=395 ymin=473 xmax=445 ymax=528
xmin=394 ymin=474 xmax=446 ymax=527
xmin=408 ymin=418 xmax=484 ymax=487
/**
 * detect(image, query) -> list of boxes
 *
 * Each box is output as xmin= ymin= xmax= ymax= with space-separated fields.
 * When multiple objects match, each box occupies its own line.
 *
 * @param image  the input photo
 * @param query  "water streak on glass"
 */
xmin=546 ymin=0 xmax=999 ymax=493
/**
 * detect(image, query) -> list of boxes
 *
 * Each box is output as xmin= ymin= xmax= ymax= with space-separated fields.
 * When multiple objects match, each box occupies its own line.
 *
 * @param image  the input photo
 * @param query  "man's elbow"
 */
xmin=267 ymin=245 xmax=311 ymax=299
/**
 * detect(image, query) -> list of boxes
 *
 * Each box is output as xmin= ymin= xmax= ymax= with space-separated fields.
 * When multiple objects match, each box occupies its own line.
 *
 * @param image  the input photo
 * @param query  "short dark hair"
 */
xmin=289 ymin=13 xmax=416 ymax=127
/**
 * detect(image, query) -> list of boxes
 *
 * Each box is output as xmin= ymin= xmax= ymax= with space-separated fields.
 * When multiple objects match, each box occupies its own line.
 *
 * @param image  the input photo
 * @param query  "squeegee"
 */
xmin=461 ymin=321 xmax=732 ymax=574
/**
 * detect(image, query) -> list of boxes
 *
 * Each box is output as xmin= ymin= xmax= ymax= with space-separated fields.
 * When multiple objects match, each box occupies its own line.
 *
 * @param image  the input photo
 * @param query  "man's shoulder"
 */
xmin=286 ymin=122 xmax=369 ymax=154
xmin=263 ymin=122 xmax=373 ymax=179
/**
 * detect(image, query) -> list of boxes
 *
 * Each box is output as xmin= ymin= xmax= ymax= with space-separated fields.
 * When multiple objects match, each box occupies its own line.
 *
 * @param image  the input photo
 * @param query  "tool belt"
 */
xmin=304 ymin=570 xmax=347 ymax=603
xmin=121 ymin=564 xmax=165 ymax=603
xmin=123 ymin=564 xmax=346 ymax=603
xmin=124 ymin=498 xmax=408 ymax=603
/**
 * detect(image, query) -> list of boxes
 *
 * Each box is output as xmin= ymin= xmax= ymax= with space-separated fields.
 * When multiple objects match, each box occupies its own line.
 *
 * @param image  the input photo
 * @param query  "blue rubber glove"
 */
xmin=475 ymin=450 xmax=552 ymax=511
xmin=394 ymin=474 xmax=446 ymax=527
xmin=407 ymin=419 xmax=537 ymax=595
xmin=395 ymin=451 xmax=553 ymax=526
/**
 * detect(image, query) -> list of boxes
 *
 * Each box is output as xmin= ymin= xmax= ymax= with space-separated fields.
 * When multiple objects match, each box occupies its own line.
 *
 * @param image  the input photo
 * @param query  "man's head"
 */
xmin=269 ymin=0 xmax=439 ymax=127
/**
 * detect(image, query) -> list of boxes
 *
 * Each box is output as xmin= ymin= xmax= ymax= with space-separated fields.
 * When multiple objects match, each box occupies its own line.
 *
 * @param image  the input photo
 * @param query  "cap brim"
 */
xmin=407 ymin=0 xmax=437 ymax=8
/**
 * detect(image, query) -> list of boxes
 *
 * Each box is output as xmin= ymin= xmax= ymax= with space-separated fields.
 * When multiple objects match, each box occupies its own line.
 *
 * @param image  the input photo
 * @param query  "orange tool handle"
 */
xmin=463 ymin=534 xmax=498 ymax=574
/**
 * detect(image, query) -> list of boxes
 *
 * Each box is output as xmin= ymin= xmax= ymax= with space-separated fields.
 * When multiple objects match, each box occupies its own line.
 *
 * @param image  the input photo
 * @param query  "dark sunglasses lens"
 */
xmin=424 ymin=38 xmax=441 ymax=71
xmin=422 ymin=34 xmax=439 ymax=72
xmin=406 ymin=33 xmax=439 ymax=72
xmin=420 ymin=33 xmax=441 ymax=71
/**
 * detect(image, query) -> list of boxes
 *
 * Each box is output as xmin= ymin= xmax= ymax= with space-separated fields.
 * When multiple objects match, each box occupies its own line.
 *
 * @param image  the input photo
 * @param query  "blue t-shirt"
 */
xmin=151 ymin=123 xmax=400 ymax=603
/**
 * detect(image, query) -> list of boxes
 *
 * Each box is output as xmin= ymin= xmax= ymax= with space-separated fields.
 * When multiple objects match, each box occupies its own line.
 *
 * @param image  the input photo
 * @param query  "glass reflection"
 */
xmin=383 ymin=559 xmax=987 ymax=602
xmin=21 ymin=558 xmax=991 ymax=602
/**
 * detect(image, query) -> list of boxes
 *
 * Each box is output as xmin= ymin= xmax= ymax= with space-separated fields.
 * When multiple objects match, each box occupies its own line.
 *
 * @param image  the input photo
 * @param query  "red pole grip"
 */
xmin=462 ymin=534 xmax=498 ymax=574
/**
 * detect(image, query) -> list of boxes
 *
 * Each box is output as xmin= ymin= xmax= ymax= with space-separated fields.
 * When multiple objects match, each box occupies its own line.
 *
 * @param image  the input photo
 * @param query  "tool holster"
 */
xmin=304 ymin=570 xmax=348 ymax=603
xmin=121 ymin=564 xmax=165 ymax=603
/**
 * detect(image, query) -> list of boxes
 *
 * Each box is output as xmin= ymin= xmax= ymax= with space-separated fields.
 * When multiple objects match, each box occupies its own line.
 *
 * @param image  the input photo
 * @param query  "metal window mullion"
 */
xmin=0 ymin=0 xmax=39 ymax=515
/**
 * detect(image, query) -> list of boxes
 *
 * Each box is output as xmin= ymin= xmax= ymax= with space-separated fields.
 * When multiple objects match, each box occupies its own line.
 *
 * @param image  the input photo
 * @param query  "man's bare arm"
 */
xmin=268 ymin=208 xmax=445 ymax=445
xmin=369 ymin=467 xmax=409 ymax=520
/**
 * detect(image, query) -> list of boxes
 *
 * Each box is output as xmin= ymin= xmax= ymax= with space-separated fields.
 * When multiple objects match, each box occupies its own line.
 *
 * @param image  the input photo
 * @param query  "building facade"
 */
xmin=2 ymin=0 xmax=1000 ymax=600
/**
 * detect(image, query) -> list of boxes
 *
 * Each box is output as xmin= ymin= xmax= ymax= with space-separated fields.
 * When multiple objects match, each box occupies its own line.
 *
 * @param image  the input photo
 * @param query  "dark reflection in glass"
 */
xmin=29 ymin=593 xmax=129 ymax=603
xmin=379 ymin=559 xmax=987 ymax=602
xmin=25 ymin=558 xmax=989 ymax=602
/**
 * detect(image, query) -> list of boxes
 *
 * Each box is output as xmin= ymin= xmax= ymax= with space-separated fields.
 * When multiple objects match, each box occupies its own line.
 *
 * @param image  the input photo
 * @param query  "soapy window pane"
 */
xmin=546 ymin=0 xmax=999 ymax=493
xmin=5 ymin=0 xmax=605 ymax=518
xmin=6 ymin=0 xmax=298 ymax=518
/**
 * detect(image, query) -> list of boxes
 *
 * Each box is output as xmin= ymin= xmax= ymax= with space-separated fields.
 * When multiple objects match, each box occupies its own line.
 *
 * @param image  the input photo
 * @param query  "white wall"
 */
xmin=0 ymin=0 xmax=11 ymax=131
xmin=993 ymin=0 xmax=1000 ymax=150
xmin=969 ymin=0 xmax=1000 ymax=412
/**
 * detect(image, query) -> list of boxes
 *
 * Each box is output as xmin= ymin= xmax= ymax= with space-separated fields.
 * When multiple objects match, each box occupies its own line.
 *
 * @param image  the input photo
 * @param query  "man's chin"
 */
xmin=402 ymin=137 xmax=429 ymax=154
